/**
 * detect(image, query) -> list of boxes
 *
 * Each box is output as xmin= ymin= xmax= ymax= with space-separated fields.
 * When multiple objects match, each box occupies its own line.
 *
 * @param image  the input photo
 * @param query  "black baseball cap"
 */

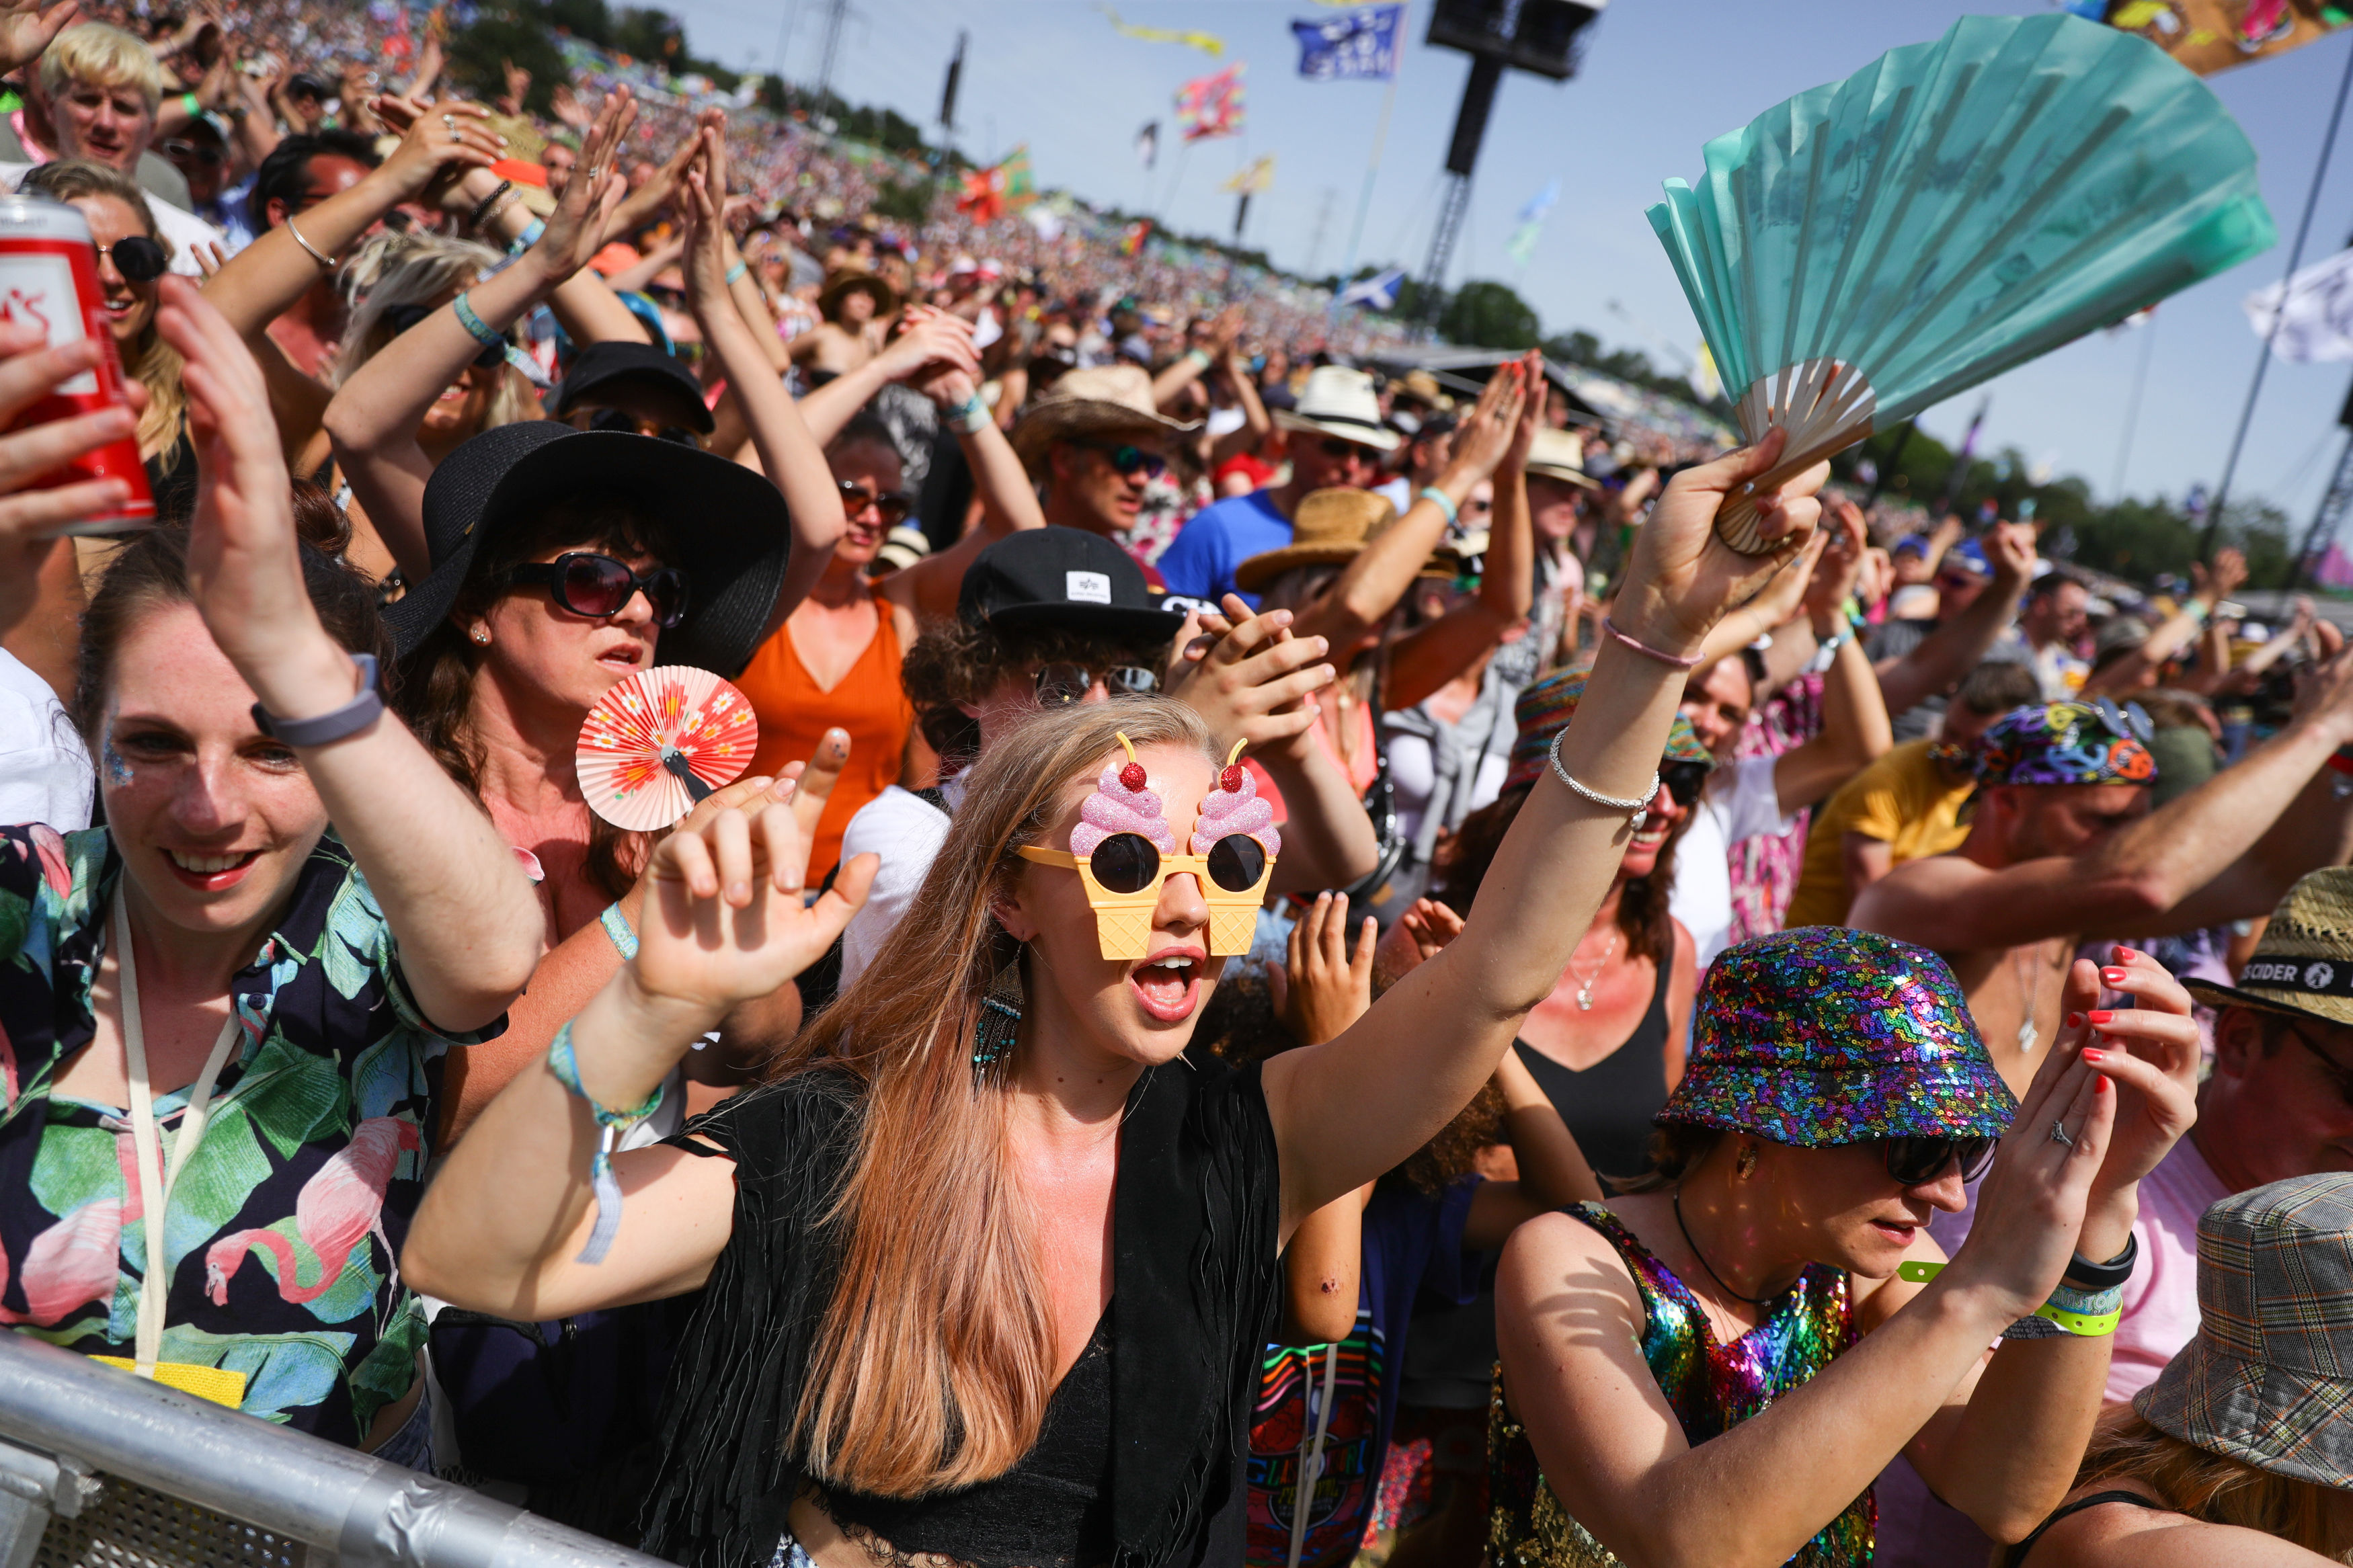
xmin=957 ymin=527 xmax=1188 ymax=639
xmin=548 ymin=340 xmax=715 ymax=434
xmin=381 ymin=421 xmax=788 ymax=676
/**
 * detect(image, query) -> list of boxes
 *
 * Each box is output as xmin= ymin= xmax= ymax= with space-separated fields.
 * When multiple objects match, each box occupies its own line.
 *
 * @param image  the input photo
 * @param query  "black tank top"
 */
xmin=1512 ymin=957 xmax=1671 ymax=1182
xmin=813 ymin=1301 xmax=1117 ymax=1568
xmin=2001 ymin=1489 xmax=2170 ymax=1566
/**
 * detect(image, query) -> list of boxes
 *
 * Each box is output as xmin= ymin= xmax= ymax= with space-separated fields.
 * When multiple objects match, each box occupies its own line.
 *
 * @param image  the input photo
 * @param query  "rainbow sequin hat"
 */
xmin=1660 ymin=927 xmax=2016 ymax=1145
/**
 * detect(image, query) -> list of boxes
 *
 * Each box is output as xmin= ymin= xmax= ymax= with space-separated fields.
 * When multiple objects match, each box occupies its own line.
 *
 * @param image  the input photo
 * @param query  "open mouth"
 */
xmin=162 ymin=846 xmax=260 ymax=891
xmin=1628 ymin=820 xmax=1671 ymax=852
xmin=1129 ymin=948 xmax=1203 ymax=1022
xmin=1868 ymin=1219 xmax=1918 ymax=1246
xmin=596 ymin=642 xmax=647 ymax=671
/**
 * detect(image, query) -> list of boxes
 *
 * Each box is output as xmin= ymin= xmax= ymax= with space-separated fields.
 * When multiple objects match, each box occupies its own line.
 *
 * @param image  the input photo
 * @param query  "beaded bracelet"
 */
xmin=598 ymin=903 xmax=639 ymax=960
xmin=547 ymin=1022 xmax=664 ymax=1265
xmin=467 ymin=179 xmax=515 ymax=230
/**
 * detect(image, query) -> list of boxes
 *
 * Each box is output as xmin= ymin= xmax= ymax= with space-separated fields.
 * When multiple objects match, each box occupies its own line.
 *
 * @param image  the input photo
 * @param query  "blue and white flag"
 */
xmin=1292 ymin=5 xmax=1404 ymax=81
xmin=1339 ymin=267 xmax=1406 ymax=310
xmin=1505 ymin=179 xmax=1559 ymax=267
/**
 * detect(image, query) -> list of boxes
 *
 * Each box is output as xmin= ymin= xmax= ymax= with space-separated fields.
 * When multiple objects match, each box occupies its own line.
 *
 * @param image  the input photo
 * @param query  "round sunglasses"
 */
xmin=1660 ymin=760 xmax=1709 ymax=809
xmin=508 ymin=552 xmax=688 ymax=628
xmin=1881 ymin=1134 xmax=1998 ymax=1187
xmin=838 ymin=479 xmax=914 ymax=528
xmin=95 ymin=235 xmax=167 ymax=285
xmin=1035 ymin=663 xmax=1159 ymax=706
xmin=1070 ymin=829 xmax=1268 ymax=897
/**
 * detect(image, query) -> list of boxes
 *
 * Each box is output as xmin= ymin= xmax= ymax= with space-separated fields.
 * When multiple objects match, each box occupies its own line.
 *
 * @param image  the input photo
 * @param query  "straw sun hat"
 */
xmin=2184 ymin=867 xmax=2353 ymax=1031
xmin=1011 ymin=364 xmax=1201 ymax=474
xmin=1232 ymin=488 xmax=1398 ymax=593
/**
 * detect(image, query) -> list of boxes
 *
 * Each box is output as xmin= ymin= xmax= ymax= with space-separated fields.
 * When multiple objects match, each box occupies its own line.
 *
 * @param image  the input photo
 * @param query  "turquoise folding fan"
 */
xmin=1648 ymin=13 xmax=2275 ymax=552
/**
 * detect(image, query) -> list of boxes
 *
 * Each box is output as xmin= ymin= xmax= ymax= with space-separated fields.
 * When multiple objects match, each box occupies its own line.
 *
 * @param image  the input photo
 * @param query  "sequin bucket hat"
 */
xmin=1660 ymin=927 xmax=2016 ymax=1145
xmin=2136 ymin=1173 xmax=2353 ymax=1489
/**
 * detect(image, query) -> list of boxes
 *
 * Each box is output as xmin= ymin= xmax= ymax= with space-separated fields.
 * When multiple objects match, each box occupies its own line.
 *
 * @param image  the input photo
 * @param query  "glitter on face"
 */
xmin=102 ymin=718 xmax=132 ymax=788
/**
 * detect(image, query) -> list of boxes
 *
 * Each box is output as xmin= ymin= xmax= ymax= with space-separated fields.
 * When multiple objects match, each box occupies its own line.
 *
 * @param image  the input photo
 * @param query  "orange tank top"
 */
xmin=733 ymin=585 xmax=912 ymax=882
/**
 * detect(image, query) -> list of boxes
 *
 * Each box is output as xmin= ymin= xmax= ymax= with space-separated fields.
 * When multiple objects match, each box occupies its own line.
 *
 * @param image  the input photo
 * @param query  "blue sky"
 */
xmin=665 ymin=0 xmax=2353 ymax=536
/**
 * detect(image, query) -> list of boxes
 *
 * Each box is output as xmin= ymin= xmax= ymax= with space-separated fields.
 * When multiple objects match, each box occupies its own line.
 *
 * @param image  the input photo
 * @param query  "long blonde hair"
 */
xmin=331 ymin=232 xmax=538 ymax=429
xmin=2075 ymin=1409 xmax=2353 ymax=1561
xmin=778 ymin=697 xmax=1217 ymax=1497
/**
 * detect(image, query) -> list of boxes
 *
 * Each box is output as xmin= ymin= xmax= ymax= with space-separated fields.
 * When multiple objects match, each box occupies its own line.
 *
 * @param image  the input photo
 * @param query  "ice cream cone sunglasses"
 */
xmin=1016 ymin=735 xmax=1279 ymax=958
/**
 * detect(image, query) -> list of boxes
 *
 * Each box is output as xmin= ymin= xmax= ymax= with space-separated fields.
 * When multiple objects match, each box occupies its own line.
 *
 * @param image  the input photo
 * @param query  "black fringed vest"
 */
xmin=636 ymin=1053 xmax=1283 ymax=1568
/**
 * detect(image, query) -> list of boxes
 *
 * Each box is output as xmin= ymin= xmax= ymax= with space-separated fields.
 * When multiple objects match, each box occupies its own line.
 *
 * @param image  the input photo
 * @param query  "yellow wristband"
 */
xmin=1895 ymin=1260 xmax=2121 ymax=1337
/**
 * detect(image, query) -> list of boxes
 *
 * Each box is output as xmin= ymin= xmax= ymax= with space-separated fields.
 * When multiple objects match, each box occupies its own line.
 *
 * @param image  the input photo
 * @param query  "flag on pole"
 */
xmin=1339 ymin=267 xmax=1406 ymax=310
xmin=2100 ymin=0 xmax=2349 ymax=75
xmin=1222 ymin=155 xmax=1276 ymax=195
xmin=1175 ymin=64 xmax=1246 ymax=141
xmin=953 ymin=146 xmax=1037 ymax=224
xmin=1291 ymin=5 xmax=1404 ymax=79
xmin=1690 ymin=341 xmax=1721 ymax=403
xmin=1120 ymin=220 xmax=1153 ymax=256
xmin=1135 ymin=120 xmax=1160 ymax=170
xmin=1505 ymin=179 xmax=1558 ymax=267
xmin=2244 ymin=247 xmax=2353 ymax=362
xmin=1098 ymin=2 xmax=1225 ymax=57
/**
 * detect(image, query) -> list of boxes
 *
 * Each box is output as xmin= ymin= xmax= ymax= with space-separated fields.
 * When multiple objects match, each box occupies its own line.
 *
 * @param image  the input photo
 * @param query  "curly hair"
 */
xmin=900 ymin=615 xmax=1179 ymax=772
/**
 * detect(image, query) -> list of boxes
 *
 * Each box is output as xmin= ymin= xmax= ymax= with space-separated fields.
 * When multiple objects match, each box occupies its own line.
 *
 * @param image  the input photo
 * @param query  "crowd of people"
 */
xmin=2 ymin=7 xmax=2353 ymax=1568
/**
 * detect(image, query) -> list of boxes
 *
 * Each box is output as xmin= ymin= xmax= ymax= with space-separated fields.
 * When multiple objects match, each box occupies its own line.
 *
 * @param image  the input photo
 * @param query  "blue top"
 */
xmin=1155 ymin=490 xmax=1291 ymax=610
xmin=1244 ymin=1176 xmax=1483 ymax=1567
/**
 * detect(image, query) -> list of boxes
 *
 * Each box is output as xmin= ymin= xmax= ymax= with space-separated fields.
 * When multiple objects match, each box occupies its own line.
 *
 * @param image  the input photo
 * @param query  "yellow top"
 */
xmin=1784 ymin=739 xmax=1974 ymax=928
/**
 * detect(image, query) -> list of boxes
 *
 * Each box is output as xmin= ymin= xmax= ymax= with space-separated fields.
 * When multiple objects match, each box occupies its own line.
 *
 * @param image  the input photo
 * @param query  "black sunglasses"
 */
xmin=509 ymin=552 xmax=687 ymax=628
xmin=1661 ymin=760 xmax=1709 ymax=809
xmin=582 ymin=407 xmax=701 ymax=447
xmin=159 ymin=136 xmax=227 ymax=167
xmin=1881 ymin=1134 xmax=1998 ymax=1187
xmin=95 ymin=235 xmax=167 ymax=285
xmin=1078 ymin=441 xmax=1168 ymax=480
xmin=838 ymin=479 xmax=913 ymax=528
xmin=1035 ymin=663 xmax=1158 ymax=706
xmin=1088 ymin=830 xmax=1268 ymax=895
xmin=1316 ymin=436 xmax=1380 ymax=464
xmin=383 ymin=301 xmax=504 ymax=370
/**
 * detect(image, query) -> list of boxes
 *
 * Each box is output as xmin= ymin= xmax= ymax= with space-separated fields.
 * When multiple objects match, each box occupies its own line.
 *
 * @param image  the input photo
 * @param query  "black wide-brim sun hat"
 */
xmin=382 ymin=422 xmax=791 ymax=677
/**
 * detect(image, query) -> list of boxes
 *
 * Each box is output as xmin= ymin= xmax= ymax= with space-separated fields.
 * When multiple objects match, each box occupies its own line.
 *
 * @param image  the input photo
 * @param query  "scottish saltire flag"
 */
xmin=1339 ymin=267 xmax=1406 ymax=309
xmin=1292 ymin=5 xmax=1403 ymax=80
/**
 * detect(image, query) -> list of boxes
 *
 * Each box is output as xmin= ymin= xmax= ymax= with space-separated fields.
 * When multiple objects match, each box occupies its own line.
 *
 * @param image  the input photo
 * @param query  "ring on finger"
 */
xmin=2048 ymin=1119 xmax=2073 ymax=1147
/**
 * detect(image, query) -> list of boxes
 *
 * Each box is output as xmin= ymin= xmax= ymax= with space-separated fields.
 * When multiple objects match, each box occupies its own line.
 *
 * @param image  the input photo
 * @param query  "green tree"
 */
xmin=1439 ymin=279 xmax=1540 ymax=350
xmin=446 ymin=0 xmax=566 ymax=114
xmin=612 ymin=6 xmax=683 ymax=65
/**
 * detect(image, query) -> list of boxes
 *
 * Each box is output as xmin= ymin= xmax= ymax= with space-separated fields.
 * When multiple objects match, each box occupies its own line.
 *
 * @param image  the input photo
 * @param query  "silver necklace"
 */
xmin=1569 ymin=929 xmax=1622 ymax=1011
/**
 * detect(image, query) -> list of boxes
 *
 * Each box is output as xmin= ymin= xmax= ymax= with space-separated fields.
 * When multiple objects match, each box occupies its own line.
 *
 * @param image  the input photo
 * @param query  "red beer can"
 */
xmin=0 ymin=192 xmax=155 ymax=532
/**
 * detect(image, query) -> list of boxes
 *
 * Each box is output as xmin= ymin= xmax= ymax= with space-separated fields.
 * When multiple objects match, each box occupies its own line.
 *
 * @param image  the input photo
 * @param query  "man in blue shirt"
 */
xmin=1158 ymin=365 xmax=1399 ymax=608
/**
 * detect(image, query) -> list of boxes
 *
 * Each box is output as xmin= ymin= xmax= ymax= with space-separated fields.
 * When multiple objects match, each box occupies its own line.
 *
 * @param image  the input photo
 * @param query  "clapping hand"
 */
xmin=2064 ymin=946 xmax=2199 ymax=1247
xmin=1268 ymin=892 xmax=1375 ymax=1046
xmin=372 ymin=94 xmax=502 ymax=208
xmin=1166 ymin=594 xmax=1336 ymax=763
xmin=1442 ymin=360 xmax=1530 ymax=488
xmin=527 ymin=87 xmax=635 ymax=286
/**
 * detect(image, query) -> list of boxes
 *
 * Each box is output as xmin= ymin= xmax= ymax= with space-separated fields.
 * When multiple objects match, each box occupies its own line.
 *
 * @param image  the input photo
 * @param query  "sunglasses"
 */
xmin=383 ymin=301 xmax=504 ymax=370
xmin=1027 ymin=829 xmax=1269 ymax=895
xmin=1315 ymin=436 xmax=1381 ymax=464
xmin=2087 ymin=696 xmax=2155 ymax=747
xmin=1078 ymin=441 xmax=1168 ymax=480
xmin=579 ymin=407 xmax=701 ymax=447
xmin=1035 ymin=663 xmax=1159 ymax=707
xmin=508 ymin=551 xmax=688 ymax=628
xmin=1661 ymin=761 xmax=1709 ymax=809
xmin=1880 ymin=1134 xmax=1998 ymax=1187
xmin=159 ymin=136 xmax=227 ymax=167
xmin=94 ymin=235 xmax=167 ymax=285
xmin=2291 ymin=1028 xmax=2353 ymax=1108
xmin=838 ymin=479 xmax=913 ymax=528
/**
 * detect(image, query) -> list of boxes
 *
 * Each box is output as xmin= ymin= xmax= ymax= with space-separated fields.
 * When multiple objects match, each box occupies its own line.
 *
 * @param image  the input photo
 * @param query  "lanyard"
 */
xmin=111 ymin=896 xmax=242 ymax=1377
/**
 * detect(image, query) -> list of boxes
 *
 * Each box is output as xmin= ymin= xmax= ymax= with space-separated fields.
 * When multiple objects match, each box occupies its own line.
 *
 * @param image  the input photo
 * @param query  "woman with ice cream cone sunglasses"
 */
xmin=405 ymin=431 xmax=1837 ymax=1568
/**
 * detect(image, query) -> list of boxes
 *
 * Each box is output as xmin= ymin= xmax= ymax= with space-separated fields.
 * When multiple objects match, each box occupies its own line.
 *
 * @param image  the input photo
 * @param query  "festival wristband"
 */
xmin=250 ymin=653 xmax=382 ymax=746
xmin=510 ymin=217 xmax=545 ymax=255
xmin=1419 ymin=486 xmax=1459 ymax=530
xmin=547 ymin=1022 xmax=665 ymax=1265
xmin=2186 ymin=599 xmax=2210 ymax=625
xmin=949 ymin=389 xmax=991 ymax=434
xmin=725 ymin=259 xmax=748 ymax=285
xmin=181 ymin=91 xmax=201 ymax=118
xmin=599 ymin=903 xmax=639 ymax=960
xmin=1185 ymin=346 xmax=1212 ymax=370
xmin=453 ymin=291 xmax=552 ymax=388
xmin=1897 ymin=1261 xmax=2123 ymax=1337
xmin=2061 ymin=1232 xmax=2137 ymax=1292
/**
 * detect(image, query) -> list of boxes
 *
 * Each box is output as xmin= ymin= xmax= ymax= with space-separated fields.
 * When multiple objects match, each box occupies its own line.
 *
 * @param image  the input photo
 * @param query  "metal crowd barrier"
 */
xmin=0 ymin=1333 xmax=668 ymax=1568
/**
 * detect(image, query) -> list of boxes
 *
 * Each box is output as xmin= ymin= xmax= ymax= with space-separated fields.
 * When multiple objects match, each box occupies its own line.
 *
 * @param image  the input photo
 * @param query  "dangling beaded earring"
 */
xmin=973 ymin=949 xmax=1025 ymax=1077
xmin=1736 ymin=1143 xmax=1759 ymax=1180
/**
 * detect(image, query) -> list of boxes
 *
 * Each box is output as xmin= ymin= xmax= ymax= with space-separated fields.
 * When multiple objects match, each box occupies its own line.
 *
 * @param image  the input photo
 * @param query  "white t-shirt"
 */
xmin=0 ymin=648 xmax=91 ymax=831
xmin=838 ymin=773 xmax=969 ymax=987
xmin=0 ymin=163 xmax=223 ymax=277
xmin=1667 ymin=753 xmax=1788 ymax=973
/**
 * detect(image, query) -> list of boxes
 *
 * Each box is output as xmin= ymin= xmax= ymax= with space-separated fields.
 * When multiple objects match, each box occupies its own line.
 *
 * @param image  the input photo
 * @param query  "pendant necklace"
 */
xmin=2012 ymin=941 xmax=2043 ymax=1054
xmin=1568 ymin=929 xmax=1621 ymax=1011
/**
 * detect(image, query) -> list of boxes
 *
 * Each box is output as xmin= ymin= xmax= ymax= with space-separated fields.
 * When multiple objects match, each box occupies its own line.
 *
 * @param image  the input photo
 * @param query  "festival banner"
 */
xmin=1222 ymin=155 xmax=1277 ymax=194
xmin=1098 ymin=2 xmax=1225 ymax=57
xmin=2245 ymin=246 xmax=2353 ymax=362
xmin=2088 ymin=0 xmax=2351 ymax=75
xmin=1292 ymin=5 xmax=1405 ymax=80
xmin=954 ymin=146 xmax=1036 ymax=224
xmin=1175 ymin=64 xmax=1246 ymax=141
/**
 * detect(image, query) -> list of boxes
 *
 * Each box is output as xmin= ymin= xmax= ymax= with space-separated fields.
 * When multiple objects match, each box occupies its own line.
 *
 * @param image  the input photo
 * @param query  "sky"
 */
xmin=662 ymin=0 xmax=2353 ymax=538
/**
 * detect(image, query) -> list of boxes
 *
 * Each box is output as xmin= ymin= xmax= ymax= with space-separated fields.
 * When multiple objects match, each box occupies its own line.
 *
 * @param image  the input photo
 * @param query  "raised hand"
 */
xmin=2067 ymin=946 xmax=2199 ymax=1212
xmin=0 ymin=321 xmax=140 ymax=633
xmin=1443 ymin=360 xmax=1529 ymax=485
xmin=0 ymin=0 xmax=79 ymax=80
xmin=1613 ymin=428 xmax=1827 ymax=659
xmin=549 ymin=83 xmax=592 ymax=133
xmin=1164 ymin=594 xmax=1335 ymax=761
xmin=532 ymin=87 xmax=635 ymax=280
xmin=1802 ymin=495 xmax=1868 ymax=624
xmin=1499 ymin=348 xmax=1544 ymax=474
xmin=1269 ymin=892 xmax=1375 ymax=1046
xmin=1945 ymin=1032 xmax=2116 ymax=1321
xmin=1371 ymin=896 xmax=1464 ymax=989
xmin=374 ymin=95 xmax=501 ymax=206
xmin=877 ymin=304 xmax=983 ymax=390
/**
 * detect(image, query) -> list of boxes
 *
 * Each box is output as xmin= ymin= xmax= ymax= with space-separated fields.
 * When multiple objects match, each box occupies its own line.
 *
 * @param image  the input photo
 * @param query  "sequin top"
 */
xmin=1488 ymin=1202 xmax=1873 ymax=1567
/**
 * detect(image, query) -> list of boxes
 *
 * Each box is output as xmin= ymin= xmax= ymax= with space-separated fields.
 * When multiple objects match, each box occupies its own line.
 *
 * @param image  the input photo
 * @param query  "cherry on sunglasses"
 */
xmin=508 ymin=552 xmax=688 ymax=628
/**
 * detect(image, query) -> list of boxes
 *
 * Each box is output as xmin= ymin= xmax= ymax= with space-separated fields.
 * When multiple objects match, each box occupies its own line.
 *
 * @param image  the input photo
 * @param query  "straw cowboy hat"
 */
xmin=816 ymin=267 xmax=898 ymax=322
xmin=1272 ymin=366 xmax=1400 ymax=452
xmin=2135 ymin=1173 xmax=2353 ymax=1489
xmin=1012 ymin=364 xmax=1200 ymax=474
xmin=1233 ymin=487 xmax=1398 ymax=593
xmin=2184 ymin=868 xmax=2353 ymax=1030
xmin=1524 ymin=428 xmax=1601 ymax=489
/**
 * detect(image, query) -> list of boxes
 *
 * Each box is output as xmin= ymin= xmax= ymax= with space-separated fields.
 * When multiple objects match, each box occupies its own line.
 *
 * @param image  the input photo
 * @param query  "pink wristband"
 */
xmin=1602 ymin=616 xmax=1702 ymax=669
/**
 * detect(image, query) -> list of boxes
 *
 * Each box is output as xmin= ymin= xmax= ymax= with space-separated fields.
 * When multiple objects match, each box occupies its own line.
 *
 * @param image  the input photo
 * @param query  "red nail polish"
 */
xmin=2082 ymin=1048 xmax=2104 ymax=1063
xmin=2088 ymin=1010 xmax=2114 ymax=1026
xmin=2096 ymin=1076 xmax=2111 ymax=1093
xmin=2065 ymin=1012 xmax=2085 ymax=1028
xmin=2100 ymin=968 xmax=2129 ymax=986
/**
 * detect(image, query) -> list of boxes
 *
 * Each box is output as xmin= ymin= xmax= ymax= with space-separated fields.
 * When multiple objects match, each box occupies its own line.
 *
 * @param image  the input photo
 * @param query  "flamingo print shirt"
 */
xmin=0 ymin=825 xmax=502 ymax=1444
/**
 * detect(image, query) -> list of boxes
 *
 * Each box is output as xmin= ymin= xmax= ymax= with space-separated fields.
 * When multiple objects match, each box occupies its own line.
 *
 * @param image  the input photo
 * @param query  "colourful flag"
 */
xmin=1175 ymin=64 xmax=1246 ymax=141
xmin=1098 ymin=2 xmax=1225 ymax=57
xmin=1291 ymin=5 xmax=1404 ymax=80
xmin=953 ymin=147 xmax=1036 ymax=224
xmin=2100 ymin=0 xmax=2350 ymax=75
xmin=2245 ymin=246 xmax=2353 ymax=362
xmin=1505 ymin=178 xmax=1558 ymax=267
xmin=1120 ymin=220 xmax=1153 ymax=256
xmin=1222 ymin=155 xmax=1275 ymax=195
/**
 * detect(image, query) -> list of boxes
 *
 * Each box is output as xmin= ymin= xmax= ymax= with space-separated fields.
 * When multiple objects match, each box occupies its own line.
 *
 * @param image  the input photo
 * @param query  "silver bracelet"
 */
xmin=1548 ymin=730 xmax=1660 ymax=831
xmin=284 ymin=214 xmax=333 ymax=270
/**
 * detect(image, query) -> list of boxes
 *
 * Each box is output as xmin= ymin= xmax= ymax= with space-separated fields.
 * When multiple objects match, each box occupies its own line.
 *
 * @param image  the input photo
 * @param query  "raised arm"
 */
xmin=875 ymin=349 xmax=1047 ymax=622
xmin=1770 ymin=499 xmax=1893 ymax=811
xmin=324 ymin=91 xmax=636 ymax=577
xmin=1875 ymin=522 xmax=2035 ymax=718
xmin=1207 ymin=338 xmax=1272 ymax=470
xmin=1262 ymin=433 xmax=1830 ymax=1233
xmin=2083 ymin=548 xmax=2244 ymax=699
xmin=158 ymin=278 xmax=540 ymax=1031
xmin=793 ymin=307 xmax=982 ymax=450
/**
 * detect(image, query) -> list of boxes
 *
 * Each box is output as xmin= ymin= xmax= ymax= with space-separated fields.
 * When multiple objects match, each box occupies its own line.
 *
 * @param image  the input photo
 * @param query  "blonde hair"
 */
xmin=19 ymin=160 xmax=181 ymax=465
xmin=778 ymin=697 xmax=1217 ymax=1497
xmin=39 ymin=24 xmax=163 ymax=111
xmin=2075 ymin=1409 xmax=2353 ymax=1561
xmin=331 ymin=232 xmax=538 ymax=431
